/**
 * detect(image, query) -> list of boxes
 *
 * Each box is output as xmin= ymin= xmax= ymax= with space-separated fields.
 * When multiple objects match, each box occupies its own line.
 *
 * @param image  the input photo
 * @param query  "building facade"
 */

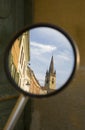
xmin=9 ymin=31 xmax=47 ymax=95
xmin=9 ymin=37 xmax=21 ymax=84
xmin=17 ymin=32 xmax=30 ymax=92
xmin=27 ymin=67 xmax=47 ymax=95
xmin=9 ymin=31 xmax=30 ymax=92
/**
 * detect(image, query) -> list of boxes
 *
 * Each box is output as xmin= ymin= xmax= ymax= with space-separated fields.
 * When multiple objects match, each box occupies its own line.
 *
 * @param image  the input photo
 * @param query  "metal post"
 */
xmin=4 ymin=94 xmax=29 ymax=130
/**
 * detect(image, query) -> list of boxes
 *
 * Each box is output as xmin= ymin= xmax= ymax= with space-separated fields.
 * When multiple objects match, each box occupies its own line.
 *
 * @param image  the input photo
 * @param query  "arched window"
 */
xmin=52 ymin=78 xmax=54 ymax=84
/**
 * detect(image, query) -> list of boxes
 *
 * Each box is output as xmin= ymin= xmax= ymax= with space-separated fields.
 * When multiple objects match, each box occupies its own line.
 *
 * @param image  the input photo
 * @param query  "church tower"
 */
xmin=45 ymin=56 xmax=56 ymax=93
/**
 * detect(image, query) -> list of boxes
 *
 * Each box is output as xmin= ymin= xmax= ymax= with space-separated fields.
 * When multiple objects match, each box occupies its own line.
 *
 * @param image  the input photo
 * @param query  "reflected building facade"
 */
xmin=9 ymin=32 xmax=47 ymax=94
xmin=17 ymin=32 xmax=30 ymax=91
xmin=9 ymin=32 xmax=30 ymax=91
xmin=9 ymin=36 xmax=21 ymax=84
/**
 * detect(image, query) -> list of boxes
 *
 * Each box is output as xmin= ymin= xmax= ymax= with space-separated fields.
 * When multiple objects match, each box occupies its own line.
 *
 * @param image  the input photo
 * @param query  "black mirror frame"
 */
xmin=4 ymin=23 xmax=80 ymax=98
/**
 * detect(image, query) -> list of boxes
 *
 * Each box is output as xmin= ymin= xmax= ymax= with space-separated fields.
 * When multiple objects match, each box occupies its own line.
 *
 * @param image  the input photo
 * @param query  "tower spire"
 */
xmin=44 ymin=55 xmax=56 ymax=92
xmin=49 ymin=55 xmax=54 ymax=73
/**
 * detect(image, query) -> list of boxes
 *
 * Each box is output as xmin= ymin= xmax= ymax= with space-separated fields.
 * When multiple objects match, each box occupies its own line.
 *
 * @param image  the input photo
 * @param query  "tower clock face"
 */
xmin=5 ymin=24 xmax=79 ymax=97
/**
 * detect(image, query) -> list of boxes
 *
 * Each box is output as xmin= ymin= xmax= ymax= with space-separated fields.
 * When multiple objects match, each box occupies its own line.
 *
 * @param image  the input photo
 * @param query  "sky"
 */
xmin=29 ymin=27 xmax=74 ymax=90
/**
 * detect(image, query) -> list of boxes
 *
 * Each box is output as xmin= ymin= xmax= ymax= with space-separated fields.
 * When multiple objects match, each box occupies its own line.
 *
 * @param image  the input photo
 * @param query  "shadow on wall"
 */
xmin=0 ymin=0 xmax=33 ymax=129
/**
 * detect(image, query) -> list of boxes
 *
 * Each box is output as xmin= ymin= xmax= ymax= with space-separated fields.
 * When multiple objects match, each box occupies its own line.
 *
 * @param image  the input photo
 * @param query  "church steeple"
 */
xmin=49 ymin=55 xmax=54 ymax=73
xmin=44 ymin=55 xmax=56 ymax=93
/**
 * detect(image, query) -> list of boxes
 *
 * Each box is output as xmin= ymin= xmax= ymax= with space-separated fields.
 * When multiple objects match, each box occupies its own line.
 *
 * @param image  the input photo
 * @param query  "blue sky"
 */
xmin=29 ymin=27 xmax=74 ymax=90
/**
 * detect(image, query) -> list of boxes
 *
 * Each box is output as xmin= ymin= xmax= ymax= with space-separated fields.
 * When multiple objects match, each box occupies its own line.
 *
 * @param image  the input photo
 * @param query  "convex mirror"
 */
xmin=5 ymin=24 xmax=80 ymax=97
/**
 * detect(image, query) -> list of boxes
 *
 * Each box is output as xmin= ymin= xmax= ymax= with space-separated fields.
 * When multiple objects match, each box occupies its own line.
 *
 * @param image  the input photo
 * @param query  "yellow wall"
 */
xmin=31 ymin=1 xmax=85 ymax=130
xmin=34 ymin=0 xmax=85 ymax=65
xmin=11 ymin=39 xmax=20 ymax=69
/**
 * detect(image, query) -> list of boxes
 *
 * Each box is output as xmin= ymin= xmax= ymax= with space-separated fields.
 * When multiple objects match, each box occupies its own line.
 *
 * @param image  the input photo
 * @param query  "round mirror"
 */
xmin=5 ymin=24 xmax=79 ymax=97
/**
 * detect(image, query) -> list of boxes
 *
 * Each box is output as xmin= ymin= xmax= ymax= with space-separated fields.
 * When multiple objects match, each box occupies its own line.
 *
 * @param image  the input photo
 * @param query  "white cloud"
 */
xmin=57 ymin=54 xmax=70 ymax=61
xmin=30 ymin=41 xmax=57 ymax=55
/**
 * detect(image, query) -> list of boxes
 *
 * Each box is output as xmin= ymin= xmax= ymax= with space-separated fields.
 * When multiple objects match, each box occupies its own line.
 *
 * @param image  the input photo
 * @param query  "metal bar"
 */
xmin=3 ymin=94 xmax=29 ymax=130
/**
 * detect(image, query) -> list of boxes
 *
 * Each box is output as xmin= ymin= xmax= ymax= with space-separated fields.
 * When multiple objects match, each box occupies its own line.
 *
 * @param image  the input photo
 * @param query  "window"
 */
xmin=11 ymin=63 xmax=15 ymax=79
xmin=23 ymin=62 xmax=25 ymax=75
xmin=46 ymin=80 xmax=48 ymax=83
xmin=52 ymin=79 xmax=54 ymax=84
xmin=20 ymin=47 xmax=24 ymax=68
xmin=19 ymin=78 xmax=21 ymax=87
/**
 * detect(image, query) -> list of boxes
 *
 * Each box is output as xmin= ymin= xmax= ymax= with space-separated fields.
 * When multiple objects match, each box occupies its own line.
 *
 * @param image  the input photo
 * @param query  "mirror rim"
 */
xmin=4 ymin=23 xmax=80 ymax=98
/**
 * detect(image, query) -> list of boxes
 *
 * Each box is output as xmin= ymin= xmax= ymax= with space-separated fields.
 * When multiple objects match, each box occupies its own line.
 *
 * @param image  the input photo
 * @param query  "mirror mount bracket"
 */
xmin=3 ymin=94 xmax=29 ymax=130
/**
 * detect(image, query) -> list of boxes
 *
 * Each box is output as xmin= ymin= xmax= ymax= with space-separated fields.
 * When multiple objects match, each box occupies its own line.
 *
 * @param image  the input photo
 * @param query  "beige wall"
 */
xmin=29 ymin=1 xmax=85 ymax=130
xmin=34 ymin=0 xmax=85 ymax=65
xmin=0 ymin=0 xmax=85 ymax=129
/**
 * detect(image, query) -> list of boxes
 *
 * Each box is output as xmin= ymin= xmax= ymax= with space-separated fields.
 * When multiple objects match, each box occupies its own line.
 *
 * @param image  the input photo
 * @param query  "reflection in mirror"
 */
xmin=8 ymin=26 xmax=76 ymax=96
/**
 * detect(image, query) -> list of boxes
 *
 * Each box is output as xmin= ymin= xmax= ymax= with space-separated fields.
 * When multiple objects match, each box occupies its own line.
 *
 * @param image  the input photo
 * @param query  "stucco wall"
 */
xmin=0 ymin=0 xmax=85 ymax=130
xmin=29 ymin=0 xmax=85 ymax=130
xmin=0 ymin=0 xmax=33 ymax=129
